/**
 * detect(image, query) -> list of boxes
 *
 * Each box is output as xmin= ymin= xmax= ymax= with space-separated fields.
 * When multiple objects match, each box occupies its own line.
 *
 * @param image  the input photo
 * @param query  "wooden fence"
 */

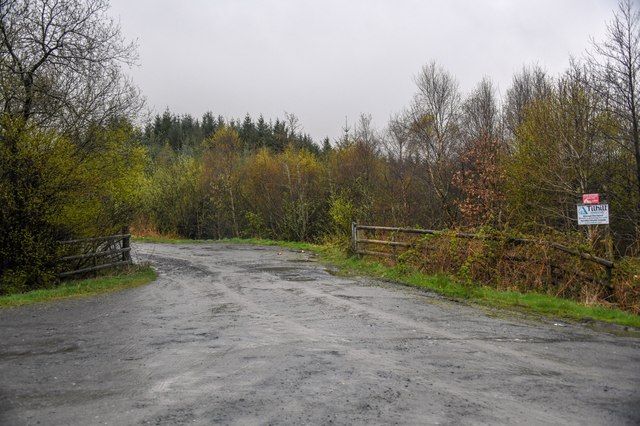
xmin=351 ymin=223 xmax=614 ymax=284
xmin=58 ymin=229 xmax=132 ymax=278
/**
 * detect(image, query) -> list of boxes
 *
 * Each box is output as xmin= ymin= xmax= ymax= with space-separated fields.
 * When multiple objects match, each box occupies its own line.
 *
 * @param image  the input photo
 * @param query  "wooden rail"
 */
xmin=352 ymin=223 xmax=614 ymax=282
xmin=58 ymin=228 xmax=132 ymax=278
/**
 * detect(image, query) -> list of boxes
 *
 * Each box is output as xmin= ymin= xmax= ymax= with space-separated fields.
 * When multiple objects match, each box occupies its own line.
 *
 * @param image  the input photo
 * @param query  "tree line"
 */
xmin=1 ymin=0 xmax=639 ymax=295
xmin=139 ymin=0 xmax=640 ymax=258
xmin=141 ymin=110 xmax=323 ymax=157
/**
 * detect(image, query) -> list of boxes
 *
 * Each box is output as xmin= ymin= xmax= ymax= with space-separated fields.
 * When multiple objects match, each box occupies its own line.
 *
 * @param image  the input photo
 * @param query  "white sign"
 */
xmin=577 ymin=204 xmax=609 ymax=225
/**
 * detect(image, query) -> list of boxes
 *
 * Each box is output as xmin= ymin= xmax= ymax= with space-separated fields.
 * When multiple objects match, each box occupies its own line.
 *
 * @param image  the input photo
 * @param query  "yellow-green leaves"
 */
xmin=1 ymin=116 xmax=148 ymax=293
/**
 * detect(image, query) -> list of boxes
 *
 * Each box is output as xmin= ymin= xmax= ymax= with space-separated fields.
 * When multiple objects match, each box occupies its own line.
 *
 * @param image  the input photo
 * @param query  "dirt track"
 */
xmin=1 ymin=243 xmax=639 ymax=425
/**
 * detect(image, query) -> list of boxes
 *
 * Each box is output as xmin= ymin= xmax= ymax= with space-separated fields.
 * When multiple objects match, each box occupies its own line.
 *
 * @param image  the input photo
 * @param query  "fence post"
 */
xmin=351 ymin=222 xmax=358 ymax=257
xmin=92 ymin=247 xmax=98 ymax=277
xmin=122 ymin=226 xmax=131 ymax=263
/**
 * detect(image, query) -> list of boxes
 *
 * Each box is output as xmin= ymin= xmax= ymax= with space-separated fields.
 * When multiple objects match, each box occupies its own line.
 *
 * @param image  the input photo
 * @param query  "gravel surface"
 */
xmin=0 ymin=242 xmax=639 ymax=425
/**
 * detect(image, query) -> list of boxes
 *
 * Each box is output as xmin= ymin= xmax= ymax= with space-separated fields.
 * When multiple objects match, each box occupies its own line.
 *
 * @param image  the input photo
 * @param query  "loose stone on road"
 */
xmin=0 ymin=243 xmax=639 ymax=425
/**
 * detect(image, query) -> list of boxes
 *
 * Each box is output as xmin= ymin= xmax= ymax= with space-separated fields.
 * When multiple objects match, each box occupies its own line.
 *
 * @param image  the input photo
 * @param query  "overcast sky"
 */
xmin=109 ymin=0 xmax=616 ymax=141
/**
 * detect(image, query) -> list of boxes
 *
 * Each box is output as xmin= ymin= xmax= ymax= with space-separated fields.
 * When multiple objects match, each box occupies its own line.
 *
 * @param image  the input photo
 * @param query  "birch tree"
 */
xmin=587 ymin=0 xmax=640 ymax=239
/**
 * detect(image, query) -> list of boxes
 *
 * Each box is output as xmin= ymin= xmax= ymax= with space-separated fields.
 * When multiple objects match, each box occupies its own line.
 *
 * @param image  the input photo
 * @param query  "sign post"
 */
xmin=577 ymin=193 xmax=613 ymax=261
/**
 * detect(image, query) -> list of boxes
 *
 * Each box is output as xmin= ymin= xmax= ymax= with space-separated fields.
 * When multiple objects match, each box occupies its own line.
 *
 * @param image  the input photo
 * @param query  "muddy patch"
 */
xmin=252 ymin=266 xmax=318 ymax=282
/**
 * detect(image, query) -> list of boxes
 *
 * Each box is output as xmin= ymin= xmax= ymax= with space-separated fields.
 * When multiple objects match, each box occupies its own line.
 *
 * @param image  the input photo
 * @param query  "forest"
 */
xmin=138 ymin=56 xmax=638 ymax=252
xmin=1 ymin=0 xmax=639 ymax=311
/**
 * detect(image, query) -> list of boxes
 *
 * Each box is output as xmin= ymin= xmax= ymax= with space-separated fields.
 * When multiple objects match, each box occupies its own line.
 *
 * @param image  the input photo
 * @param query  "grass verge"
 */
xmin=0 ymin=266 xmax=157 ymax=309
xmin=133 ymin=236 xmax=316 ymax=251
xmin=316 ymin=245 xmax=640 ymax=329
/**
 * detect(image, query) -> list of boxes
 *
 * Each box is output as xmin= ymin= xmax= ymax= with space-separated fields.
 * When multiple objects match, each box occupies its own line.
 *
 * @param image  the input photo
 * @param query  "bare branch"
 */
xmin=0 ymin=0 xmax=142 ymax=135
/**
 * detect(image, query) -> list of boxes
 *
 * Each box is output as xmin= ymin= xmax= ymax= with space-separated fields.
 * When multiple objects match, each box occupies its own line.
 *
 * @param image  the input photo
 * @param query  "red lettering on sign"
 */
xmin=582 ymin=193 xmax=599 ymax=204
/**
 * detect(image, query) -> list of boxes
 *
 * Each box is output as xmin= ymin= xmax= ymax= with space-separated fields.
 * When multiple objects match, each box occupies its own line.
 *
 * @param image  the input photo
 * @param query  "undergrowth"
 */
xmin=354 ymin=228 xmax=640 ymax=315
xmin=316 ymin=243 xmax=640 ymax=329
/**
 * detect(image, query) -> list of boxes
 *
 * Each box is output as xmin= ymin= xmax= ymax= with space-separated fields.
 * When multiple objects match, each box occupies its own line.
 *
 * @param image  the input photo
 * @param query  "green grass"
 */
xmin=0 ymin=266 xmax=157 ymax=309
xmin=314 ymin=245 xmax=640 ymax=329
xmin=478 ymin=289 xmax=640 ymax=328
xmin=133 ymin=236 xmax=640 ymax=329
xmin=132 ymin=236 xmax=212 ymax=244
xmin=133 ymin=236 xmax=317 ymax=251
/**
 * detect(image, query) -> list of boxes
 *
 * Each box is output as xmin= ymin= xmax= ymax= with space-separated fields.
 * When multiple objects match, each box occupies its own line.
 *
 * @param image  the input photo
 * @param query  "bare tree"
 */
xmin=407 ymin=61 xmax=462 ymax=226
xmin=383 ymin=112 xmax=419 ymax=224
xmin=353 ymin=113 xmax=381 ymax=153
xmin=503 ymin=64 xmax=552 ymax=140
xmin=462 ymin=77 xmax=500 ymax=142
xmin=284 ymin=111 xmax=301 ymax=139
xmin=587 ymin=0 xmax=640 ymax=225
xmin=385 ymin=111 xmax=414 ymax=162
xmin=0 ymin=0 xmax=142 ymax=137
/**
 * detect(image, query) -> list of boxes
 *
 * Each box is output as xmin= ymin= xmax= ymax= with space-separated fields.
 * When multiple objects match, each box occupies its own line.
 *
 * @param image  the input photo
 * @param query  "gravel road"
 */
xmin=1 ymin=243 xmax=639 ymax=425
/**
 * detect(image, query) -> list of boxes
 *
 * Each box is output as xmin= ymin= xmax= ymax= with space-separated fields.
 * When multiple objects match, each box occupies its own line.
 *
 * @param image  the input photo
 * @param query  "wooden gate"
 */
xmin=351 ymin=222 xmax=614 ymax=284
xmin=58 ymin=229 xmax=132 ymax=278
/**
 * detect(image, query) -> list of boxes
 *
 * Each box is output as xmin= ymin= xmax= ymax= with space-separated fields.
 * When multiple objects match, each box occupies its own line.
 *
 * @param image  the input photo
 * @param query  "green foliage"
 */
xmin=502 ymin=72 xmax=626 ymax=250
xmin=278 ymin=146 xmax=328 ymax=241
xmin=381 ymin=227 xmax=638 ymax=313
xmin=241 ymin=146 xmax=328 ymax=241
xmin=610 ymin=258 xmax=640 ymax=314
xmin=141 ymin=155 xmax=203 ymax=238
xmin=127 ymin=2 xmax=640 ymax=313
xmin=201 ymin=126 xmax=243 ymax=238
xmin=0 ymin=116 xmax=148 ymax=294
xmin=132 ymin=236 xmax=317 ymax=252
xmin=244 ymin=211 xmax=269 ymax=239
xmin=326 ymin=141 xmax=389 ymax=229
xmin=139 ymin=138 xmax=330 ymax=242
xmin=60 ymin=120 xmax=148 ymax=237
xmin=0 ymin=118 xmax=76 ymax=292
xmin=141 ymin=111 xmax=320 ymax=159
xmin=328 ymin=191 xmax=356 ymax=236
xmin=0 ymin=1 xmax=150 ymax=295
xmin=239 ymin=148 xmax=285 ymax=238
xmin=320 ymin=242 xmax=640 ymax=327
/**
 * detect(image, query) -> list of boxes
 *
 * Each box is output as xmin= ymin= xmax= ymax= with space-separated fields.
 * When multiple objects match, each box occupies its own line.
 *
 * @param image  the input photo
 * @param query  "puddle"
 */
xmin=0 ymin=343 xmax=79 ymax=359
xmin=253 ymin=266 xmax=317 ymax=282
xmin=515 ymin=366 xmax=562 ymax=377
xmin=211 ymin=303 xmax=240 ymax=315
xmin=257 ymin=267 xmax=298 ymax=273
xmin=336 ymin=294 xmax=363 ymax=300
